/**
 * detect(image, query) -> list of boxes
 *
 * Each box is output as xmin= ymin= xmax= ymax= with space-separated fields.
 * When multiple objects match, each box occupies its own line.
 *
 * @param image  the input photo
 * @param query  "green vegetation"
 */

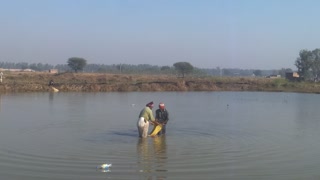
xmin=67 ymin=57 xmax=87 ymax=73
xmin=173 ymin=62 xmax=194 ymax=77
xmin=295 ymin=48 xmax=320 ymax=81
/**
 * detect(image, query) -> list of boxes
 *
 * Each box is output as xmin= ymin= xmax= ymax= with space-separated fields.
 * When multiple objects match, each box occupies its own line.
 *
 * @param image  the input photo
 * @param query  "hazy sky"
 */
xmin=1 ymin=0 xmax=320 ymax=70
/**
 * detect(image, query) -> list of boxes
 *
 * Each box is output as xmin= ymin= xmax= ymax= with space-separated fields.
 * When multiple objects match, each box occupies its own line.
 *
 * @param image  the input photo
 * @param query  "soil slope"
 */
xmin=0 ymin=72 xmax=319 ymax=93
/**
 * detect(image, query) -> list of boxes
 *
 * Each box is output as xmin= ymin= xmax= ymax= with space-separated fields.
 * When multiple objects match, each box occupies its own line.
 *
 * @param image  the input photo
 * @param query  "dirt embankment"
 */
xmin=0 ymin=72 xmax=320 ymax=93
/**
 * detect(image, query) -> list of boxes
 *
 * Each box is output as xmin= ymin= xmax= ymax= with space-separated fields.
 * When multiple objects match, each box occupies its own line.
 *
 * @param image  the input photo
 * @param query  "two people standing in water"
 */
xmin=137 ymin=101 xmax=169 ymax=138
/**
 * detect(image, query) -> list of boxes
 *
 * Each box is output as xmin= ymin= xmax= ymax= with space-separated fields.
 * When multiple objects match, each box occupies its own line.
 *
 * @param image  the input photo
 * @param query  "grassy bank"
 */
xmin=0 ymin=71 xmax=320 ymax=93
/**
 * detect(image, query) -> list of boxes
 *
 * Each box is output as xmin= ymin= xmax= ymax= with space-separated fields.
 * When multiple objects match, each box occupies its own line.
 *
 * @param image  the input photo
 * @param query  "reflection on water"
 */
xmin=49 ymin=92 xmax=54 ymax=102
xmin=137 ymin=135 xmax=167 ymax=179
xmin=153 ymin=135 xmax=167 ymax=173
xmin=137 ymin=138 xmax=151 ymax=173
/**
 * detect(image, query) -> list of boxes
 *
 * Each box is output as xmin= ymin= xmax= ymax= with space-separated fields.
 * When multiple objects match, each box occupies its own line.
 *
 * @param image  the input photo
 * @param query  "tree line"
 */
xmin=0 ymin=59 xmax=200 ymax=77
xmin=0 ymin=56 xmax=297 ymax=78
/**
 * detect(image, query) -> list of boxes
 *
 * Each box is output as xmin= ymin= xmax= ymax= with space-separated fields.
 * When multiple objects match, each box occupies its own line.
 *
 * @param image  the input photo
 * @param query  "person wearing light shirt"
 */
xmin=137 ymin=101 xmax=157 ymax=138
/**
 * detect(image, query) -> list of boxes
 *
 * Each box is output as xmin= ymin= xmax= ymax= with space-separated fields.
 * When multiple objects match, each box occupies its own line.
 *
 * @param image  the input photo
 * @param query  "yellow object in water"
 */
xmin=149 ymin=124 xmax=162 ymax=136
xmin=51 ymin=86 xmax=59 ymax=92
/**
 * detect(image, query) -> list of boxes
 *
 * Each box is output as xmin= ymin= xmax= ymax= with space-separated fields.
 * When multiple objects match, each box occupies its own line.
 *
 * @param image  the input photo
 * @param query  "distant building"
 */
xmin=285 ymin=72 xmax=299 ymax=81
xmin=266 ymin=74 xmax=281 ymax=78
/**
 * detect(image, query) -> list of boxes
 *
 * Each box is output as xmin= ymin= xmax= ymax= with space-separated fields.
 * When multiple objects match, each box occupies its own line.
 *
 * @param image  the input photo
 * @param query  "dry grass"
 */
xmin=0 ymin=71 xmax=320 ymax=93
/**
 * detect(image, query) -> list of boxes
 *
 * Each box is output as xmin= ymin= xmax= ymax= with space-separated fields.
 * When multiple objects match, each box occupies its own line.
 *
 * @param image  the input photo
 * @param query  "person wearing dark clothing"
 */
xmin=48 ymin=80 xmax=54 ymax=86
xmin=155 ymin=102 xmax=169 ymax=135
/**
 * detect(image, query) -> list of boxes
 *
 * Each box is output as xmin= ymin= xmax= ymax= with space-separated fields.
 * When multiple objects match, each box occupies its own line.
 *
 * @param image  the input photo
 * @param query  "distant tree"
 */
xmin=310 ymin=49 xmax=320 ymax=81
xmin=216 ymin=67 xmax=222 ymax=76
xmin=192 ymin=68 xmax=208 ymax=77
xmin=29 ymin=63 xmax=54 ymax=71
xmin=29 ymin=63 xmax=40 ymax=71
xmin=222 ymin=69 xmax=232 ymax=76
xmin=173 ymin=62 xmax=194 ymax=77
xmin=253 ymin=70 xmax=262 ymax=76
xmin=116 ymin=64 xmax=123 ymax=73
xmin=16 ymin=62 xmax=28 ymax=69
xmin=67 ymin=57 xmax=87 ymax=73
xmin=96 ymin=67 xmax=107 ymax=73
xmin=55 ymin=64 xmax=70 ymax=72
xmin=160 ymin=66 xmax=171 ymax=71
xmin=294 ymin=49 xmax=320 ymax=81
xmin=295 ymin=50 xmax=313 ymax=80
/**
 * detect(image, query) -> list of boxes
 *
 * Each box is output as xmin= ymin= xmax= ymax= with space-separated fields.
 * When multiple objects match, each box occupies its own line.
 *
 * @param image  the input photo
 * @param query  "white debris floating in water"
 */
xmin=97 ymin=163 xmax=112 ymax=169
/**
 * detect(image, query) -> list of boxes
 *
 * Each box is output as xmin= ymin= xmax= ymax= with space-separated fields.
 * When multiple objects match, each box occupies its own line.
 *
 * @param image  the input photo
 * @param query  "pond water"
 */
xmin=0 ymin=91 xmax=320 ymax=179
